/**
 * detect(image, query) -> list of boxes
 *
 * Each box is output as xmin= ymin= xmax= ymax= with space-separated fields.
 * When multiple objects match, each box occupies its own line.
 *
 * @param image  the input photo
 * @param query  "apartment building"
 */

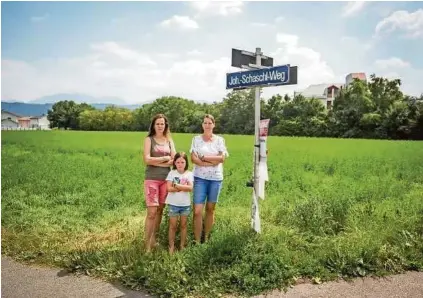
xmin=294 ymin=72 xmax=367 ymax=109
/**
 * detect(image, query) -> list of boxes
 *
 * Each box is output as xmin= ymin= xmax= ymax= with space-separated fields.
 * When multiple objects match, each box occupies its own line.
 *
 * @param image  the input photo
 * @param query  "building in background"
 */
xmin=294 ymin=72 xmax=367 ymax=109
xmin=345 ymin=72 xmax=367 ymax=86
xmin=1 ymin=109 xmax=50 ymax=130
xmin=30 ymin=115 xmax=50 ymax=129
xmin=1 ymin=109 xmax=20 ymax=129
xmin=18 ymin=117 xmax=31 ymax=128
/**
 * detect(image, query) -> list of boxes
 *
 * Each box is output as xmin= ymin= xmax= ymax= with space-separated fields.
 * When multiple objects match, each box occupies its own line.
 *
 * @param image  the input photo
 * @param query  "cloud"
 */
xmin=90 ymin=42 xmax=156 ymax=67
xmin=380 ymin=72 xmax=401 ymax=80
xmin=0 ymin=32 xmax=341 ymax=104
xmin=340 ymin=35 xmax=374 ymax=52
xmin=372 ymin=57 xmax=423 ymax=96
xmin=160 ymin=15 xmax=199 ymax=30
xmin=187 ymin=49 xmax=203 ymax=57
xmin=260 ymin=33 xmax=336 ymax=97
xmin=374 ymin=57 xmax=410 ymax=70
xmin=31 ymin=13 xmax=49 ymax=22
xmin=250 ymin=22 xmax=270 ymax=28
xmin=1 ymin=42 xmax=237 ymax=104
xmin=375 ymin=9 xmax=423 ymax=38
xmin=190 ymin=1 xmax=243 ymax=17
xmin=340 ymin=36 xmax=357 ymax=43
xmin=274 ymin=16 xmax=284 ymax=23
xmin=374 ymin=67 xmax=423 ymax=97
xmin=276 ymin=33 xmax=299 ymax=47
xmin=342 ymin=2 xmax=367 ymax=17
xmin=156 ymin=53 xmax=179 ymax=59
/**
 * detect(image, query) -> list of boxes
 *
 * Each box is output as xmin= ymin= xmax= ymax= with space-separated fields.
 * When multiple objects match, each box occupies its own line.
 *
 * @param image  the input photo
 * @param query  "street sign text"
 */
xmin=226 ymin=65 xmax=290 ymax=89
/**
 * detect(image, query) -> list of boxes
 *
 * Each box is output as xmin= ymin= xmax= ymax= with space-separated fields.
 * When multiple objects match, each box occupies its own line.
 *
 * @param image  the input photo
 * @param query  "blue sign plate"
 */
xmin=226 ymin=65 xmax=290 ymax=89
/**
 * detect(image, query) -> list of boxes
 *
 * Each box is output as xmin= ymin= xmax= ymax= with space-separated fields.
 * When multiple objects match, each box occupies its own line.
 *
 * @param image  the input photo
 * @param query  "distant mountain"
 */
xmin=89 ymin=103 xmax=143 ymax=110
xmin=1 ymin=102 xmax=53 ymax=117
xmin=1 ymin=101 xmax=142 ymax=117
xmin=29 ymin=93 xmax=127 ymax=105
xmin=1 ymin=92 xmax=211 ymax=117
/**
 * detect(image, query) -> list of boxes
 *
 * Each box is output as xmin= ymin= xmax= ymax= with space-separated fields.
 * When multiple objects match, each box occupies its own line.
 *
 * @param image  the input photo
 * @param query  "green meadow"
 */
xmin=2 ymin=131 xmax=423 ymax=297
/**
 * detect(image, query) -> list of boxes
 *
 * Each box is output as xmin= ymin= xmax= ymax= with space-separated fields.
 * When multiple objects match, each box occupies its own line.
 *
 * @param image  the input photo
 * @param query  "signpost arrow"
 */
xmin=232 ymin=48 xmax=273 ymax=68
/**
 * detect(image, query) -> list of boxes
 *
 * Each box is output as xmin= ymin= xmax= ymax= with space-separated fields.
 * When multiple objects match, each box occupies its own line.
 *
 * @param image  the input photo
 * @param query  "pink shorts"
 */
xmin=144 ymin=180 xmax=168 ymax=207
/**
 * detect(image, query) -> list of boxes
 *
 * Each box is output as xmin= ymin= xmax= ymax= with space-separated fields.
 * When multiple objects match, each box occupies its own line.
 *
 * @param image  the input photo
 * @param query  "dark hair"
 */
xmin=204 ymin=114 xmax=215 ymax=124
xmin=173 ymin=152 xmax=189 ymax=171
xmin=148 ymin=114 xmax=170 ymax=137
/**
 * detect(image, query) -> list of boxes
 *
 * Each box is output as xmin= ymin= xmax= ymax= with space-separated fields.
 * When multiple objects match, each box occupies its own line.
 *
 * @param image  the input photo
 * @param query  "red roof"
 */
xmin=349 ymin=73 xmax=366 ymax=80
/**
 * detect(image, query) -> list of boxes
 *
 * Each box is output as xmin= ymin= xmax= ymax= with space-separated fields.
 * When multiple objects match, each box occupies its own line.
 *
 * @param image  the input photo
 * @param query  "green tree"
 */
xmin=331 ymin=78 xmax=374 ymax=138
xmin=132 ymin=103 xmax=153 ymax=132
xmin=219 ymin=89 xmax=260 ymax=134
xmin=274 ymin=95 xmax=327 ymax=137
xmin=262 ymin=94 xmax=284 ymax=134
xmin=47 ymin=101 xmax=94 ymax=130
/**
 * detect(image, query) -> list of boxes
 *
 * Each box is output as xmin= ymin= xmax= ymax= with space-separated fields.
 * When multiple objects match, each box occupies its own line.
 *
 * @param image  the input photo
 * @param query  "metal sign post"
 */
xmin=227 ymin=47 xmax=298 ymax=233
xmin=253 ymin=47 xmax=262 ymax=233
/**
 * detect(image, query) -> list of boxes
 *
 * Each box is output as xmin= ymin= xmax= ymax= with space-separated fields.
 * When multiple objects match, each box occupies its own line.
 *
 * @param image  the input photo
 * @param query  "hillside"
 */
xmin=1 ymin=102 xmax=142 ymax=117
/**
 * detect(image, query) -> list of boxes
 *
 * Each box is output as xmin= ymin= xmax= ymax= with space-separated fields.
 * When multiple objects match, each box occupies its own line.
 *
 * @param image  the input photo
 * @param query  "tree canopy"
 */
xmin=47 ymin=74 xmax=423 ymax=140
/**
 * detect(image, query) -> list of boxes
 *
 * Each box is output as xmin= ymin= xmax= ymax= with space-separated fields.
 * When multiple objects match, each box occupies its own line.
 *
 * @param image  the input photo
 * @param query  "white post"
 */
xmin=254 ymin=47 xmax=261 ymax=197
xmin=252 ymin=47 xmax=262 ymax=233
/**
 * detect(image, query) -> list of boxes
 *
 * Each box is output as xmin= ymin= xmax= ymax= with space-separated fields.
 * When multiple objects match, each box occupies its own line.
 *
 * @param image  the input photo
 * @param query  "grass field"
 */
xmin=2 ymin=131 xmax=423 ymax=297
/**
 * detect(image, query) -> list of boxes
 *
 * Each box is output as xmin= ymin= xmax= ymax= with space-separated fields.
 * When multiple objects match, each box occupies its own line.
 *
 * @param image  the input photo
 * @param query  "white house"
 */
xmin=294 ymin=72 xmax=367 ymax=109
xmin=1 ymin=109 xmax=20 ymax=129
xmin=36 ymin=115 xmax=50 ymax=130
xmin=27 ymin=114 xmax=50 ymax=129
xmin=294 ymin=83 xmax=343 ymax=109
xmin=1 ymin=109 xmax=51 ymax=130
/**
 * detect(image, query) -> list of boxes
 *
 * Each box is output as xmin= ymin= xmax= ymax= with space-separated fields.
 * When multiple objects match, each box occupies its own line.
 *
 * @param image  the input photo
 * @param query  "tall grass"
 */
xmin=2 ymin=131 xmax=423 ymax=297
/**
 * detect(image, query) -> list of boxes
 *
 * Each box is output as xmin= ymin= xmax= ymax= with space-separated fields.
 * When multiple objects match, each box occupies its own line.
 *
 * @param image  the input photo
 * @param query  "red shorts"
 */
xmin=144 ymin=180 xmax=168 ymax=207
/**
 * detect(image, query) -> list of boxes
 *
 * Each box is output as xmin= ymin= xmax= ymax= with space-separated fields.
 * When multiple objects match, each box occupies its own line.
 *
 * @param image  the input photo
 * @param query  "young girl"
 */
xmin=165 ymin=152 xmax=194 ymax=254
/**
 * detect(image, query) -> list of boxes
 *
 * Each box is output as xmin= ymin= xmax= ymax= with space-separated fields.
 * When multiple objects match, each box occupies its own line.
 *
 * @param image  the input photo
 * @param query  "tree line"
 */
xmin=47 ymin=74 xmax=423 ymax=140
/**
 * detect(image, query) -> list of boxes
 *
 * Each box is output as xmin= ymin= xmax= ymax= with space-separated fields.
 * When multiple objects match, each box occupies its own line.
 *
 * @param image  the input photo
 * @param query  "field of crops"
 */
xmin=2 ymin=130 xmax=423 ymax=297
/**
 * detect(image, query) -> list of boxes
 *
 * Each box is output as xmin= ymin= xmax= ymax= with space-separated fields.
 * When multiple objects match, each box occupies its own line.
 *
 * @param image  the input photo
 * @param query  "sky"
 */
xmin=2 ymin=1 xmax=423 ymax=104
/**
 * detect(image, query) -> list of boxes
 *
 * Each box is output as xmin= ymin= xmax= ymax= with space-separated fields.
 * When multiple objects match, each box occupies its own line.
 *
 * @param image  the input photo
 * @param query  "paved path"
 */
xmin=254 ymin=271 xmax=423 ymax=298
xmin=1 ymin=256 xmax=150 ymax=298
xmin=2 ymin=256 xmax=423 ymax=298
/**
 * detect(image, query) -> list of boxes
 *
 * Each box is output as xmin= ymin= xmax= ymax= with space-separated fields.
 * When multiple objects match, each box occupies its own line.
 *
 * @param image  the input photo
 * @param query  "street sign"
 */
xmin=287 ymin=66 xmax=298 ymax=86
xmin=232 ymin=48 xmax=273 ymax=68
xmin=228 ymin=47 xmax=298 ymax=234
xmin=227 ymin=66 xmax=298 ymax=90
xmin=226 ymin=64 xmax=290 ymax=89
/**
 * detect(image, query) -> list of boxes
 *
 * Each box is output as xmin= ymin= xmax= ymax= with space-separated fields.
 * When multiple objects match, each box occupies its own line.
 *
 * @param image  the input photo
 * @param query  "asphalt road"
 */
xmin=2 ymin=256 xmax=423 ymax=298
xmin=1 ymin=256 xmax=150 ymax=298
xmin=254 ymin=271 xmax=423 ymax=298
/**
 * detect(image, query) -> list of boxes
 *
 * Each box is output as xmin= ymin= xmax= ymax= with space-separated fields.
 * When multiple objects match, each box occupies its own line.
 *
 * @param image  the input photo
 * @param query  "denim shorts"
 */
xmin=193 ymin=176 xmax=223 ymax=205
xmin=168 ymin=204 xmax=191 ymax=217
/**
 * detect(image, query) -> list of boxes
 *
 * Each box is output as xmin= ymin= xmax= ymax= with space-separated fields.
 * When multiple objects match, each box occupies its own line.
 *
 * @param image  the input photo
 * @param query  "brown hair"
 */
xmin=173 ymin=152 xmax=189 ymax=171
xmin=204 ymin=114 xmax=215 ymax=124
xmin=148 ymin=114 xmax=170 ymax=137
